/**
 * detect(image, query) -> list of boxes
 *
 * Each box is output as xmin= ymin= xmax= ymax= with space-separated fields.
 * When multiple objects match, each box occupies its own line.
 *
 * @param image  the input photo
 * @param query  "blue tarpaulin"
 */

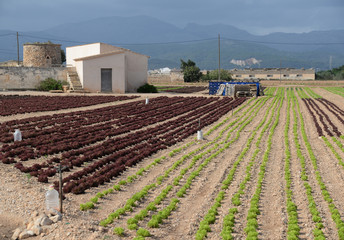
xmin=209 ymin=81 xmax=260 ymax=96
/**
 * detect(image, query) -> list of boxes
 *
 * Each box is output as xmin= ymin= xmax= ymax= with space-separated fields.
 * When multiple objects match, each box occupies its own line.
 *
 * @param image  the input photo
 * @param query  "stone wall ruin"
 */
xmin=23 ymin=43 xmax=61 ymax=67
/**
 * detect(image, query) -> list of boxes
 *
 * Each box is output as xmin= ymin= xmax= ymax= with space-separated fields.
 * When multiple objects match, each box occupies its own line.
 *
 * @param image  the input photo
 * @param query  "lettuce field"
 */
xmin=1 ymin=87 xmax=344 ymax=240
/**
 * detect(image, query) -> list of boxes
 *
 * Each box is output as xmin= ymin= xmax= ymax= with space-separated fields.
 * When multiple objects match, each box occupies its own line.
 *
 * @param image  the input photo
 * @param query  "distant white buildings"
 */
xmin=148 ymin=67 xmax=171 ymax=75
xmin=230 ymin=58 xmax=262 ymax=67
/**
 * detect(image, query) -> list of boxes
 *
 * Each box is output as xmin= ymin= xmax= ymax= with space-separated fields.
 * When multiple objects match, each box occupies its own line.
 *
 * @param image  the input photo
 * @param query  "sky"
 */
xmin=0 ymin=0 xmax=343 ymax=35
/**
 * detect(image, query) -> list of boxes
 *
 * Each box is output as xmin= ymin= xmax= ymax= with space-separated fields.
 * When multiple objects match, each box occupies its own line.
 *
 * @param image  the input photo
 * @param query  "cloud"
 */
xmin=0 ymin=0 xmax=343 ymax=34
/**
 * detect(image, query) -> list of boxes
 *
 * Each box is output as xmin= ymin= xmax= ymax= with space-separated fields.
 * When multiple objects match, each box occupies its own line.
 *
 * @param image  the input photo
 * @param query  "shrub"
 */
xmin=137 ymin=83 xmax=158 ymax=93
xmin=36 ymin=78 xmax=66 ymax=91
xmin=113 ymin=227 xmax=124 ymax=236
xmin=128 ymin=223 xmax=138 ymax=230
xmin=137 ymin=228 xmax=151 ymax=237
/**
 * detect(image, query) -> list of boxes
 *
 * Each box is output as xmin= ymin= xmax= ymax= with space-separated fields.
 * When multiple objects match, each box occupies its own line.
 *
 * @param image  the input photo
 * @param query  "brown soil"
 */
xmin=1 ymin=86 xmax=344 ymax=240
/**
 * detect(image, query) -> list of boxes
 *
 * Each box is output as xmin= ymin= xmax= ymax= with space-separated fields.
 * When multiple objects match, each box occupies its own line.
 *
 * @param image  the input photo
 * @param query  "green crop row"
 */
xmin=125 ymin=185 xmax=174 ymax=230
xmin=284 ymin=88 xmax=301 ymax=239
xmin=332 ymin=136 xmax=344 ymax=153
xmin=294 ymin=91 xmax=344 ymax=239
xmin=303 ymin=87 xmax=322 ymax=99
xmin=147 ymin=198 xmax=179 ymax=228
xmin=99 ymin=97 xmax=263 ymax=231
xmin=123 ymin=99 xmax=263 ymax=233
xmin=323 ymin=87 xmax=344 ymax=98
xmin=126 ymin=185 xmax=174 ymax=229
xmin=142 ymin=98 xmax=266 ymax=233
xmin=82 ymin=98 xmax=255 ymax=211
xmin=295 ymin=87 xmax=310 ymax=99
xmin=232 ymin=96 xmax=278 ymax=206
xmin=144 ymin=97 xmax=269 ymax=237
xmin=80 ymin=156 xmax=165 ymax=211
xmin=99 ymin=183 xmax=157 ymax=227
xmin=219 ymin=94 xmax=280 ymax=240
xmin=243 ymin=89 xmax=284 ymax=239
xmin=205 ymin=97 xmax=256 ymax=136
xmin=168 ymin=106 xmax=264 ymax=237
xmin=195 ymin=96 xmax=275 ymax=239
xmin=322 ymin=137 xmax=344 ymax=168
xmin=220 ymin=97 xmax=271 ymax=191
xmin=82 ymin=100 xmax=250 ymax=212
xmin=264 ymin=87 xmax=277 ymax=96
xmin=100 ymin=97 xmax=260 ymax=234
xmin=290 ymin=89 xmax=326 ymax=239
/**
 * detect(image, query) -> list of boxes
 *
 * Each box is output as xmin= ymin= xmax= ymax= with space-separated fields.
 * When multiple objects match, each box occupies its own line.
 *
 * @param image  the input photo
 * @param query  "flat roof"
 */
xmin=74 ymin=50 xmax=125 ymax=61
xmin=67 ymin=42 xmax=150 ymax=58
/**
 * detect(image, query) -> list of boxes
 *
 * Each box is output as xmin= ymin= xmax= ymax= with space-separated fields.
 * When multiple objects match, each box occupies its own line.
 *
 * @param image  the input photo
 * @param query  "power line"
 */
xmin=20 ymin=33 xmax=217 ymax=46
xmin=111 ymin=38 xmax=218 ymax=46
xmin=0 ymin=33 xmax=15 ymax=37
xmin=222 ymin=37 xmax=344 ymax=46
xmin=0 ymin=48 xmax=16 ymax=53
xmin=0 ymin=51 xmax=16 ymax=55
xmin=3 ymin=32 xmax=344 ymax=46
xmin=19 ymin=33 xmax=89 ymax=44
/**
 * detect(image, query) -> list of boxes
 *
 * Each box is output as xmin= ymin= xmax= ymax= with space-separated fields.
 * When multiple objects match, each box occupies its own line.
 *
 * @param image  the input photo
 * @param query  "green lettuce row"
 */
xmin=291 ymin=89 xmax=326 ymax=238
xmin=99 ymin=97 xmax=264 ymax=228
xmin=243 ymin=88 xmax=284 ymax=240
xmin=294 ymin=90 xmax=344 ymax=239
xmin=220 ymin=96 xmax=280 ymax=239
xmin=127 ymin=97 xmax=267 ymax=232
xmin=284 ymin=88 xmax=301 ymax=239
xmin=303 ymin=87 xmax=322 ymax=99
xmin=322 ymin=137 xmax=344 ymax=168
xmin=145 ymin=97 xmax=269 ymax=234
xmin=81 ymin=98 xmax=253 ymax=211
xmin=322 ymin=87 xmax=344 ymax=98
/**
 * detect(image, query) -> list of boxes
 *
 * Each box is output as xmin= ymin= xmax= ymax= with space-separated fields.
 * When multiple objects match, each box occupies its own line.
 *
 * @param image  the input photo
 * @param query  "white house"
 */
xmin=66 ymin=43 xmax=149 ymax=93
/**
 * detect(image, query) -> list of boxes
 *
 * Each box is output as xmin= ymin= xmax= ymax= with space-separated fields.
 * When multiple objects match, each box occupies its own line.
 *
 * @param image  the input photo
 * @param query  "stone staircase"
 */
xmin=67 ymin=67 xmax=85 ymax=92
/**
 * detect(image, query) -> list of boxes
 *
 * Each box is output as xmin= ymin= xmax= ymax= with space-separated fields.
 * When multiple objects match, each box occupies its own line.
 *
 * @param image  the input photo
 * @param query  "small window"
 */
xmin=296 ymin=74 xmax=302 ymax=77
xmin=249 ymin=74 xmax=255 ymax=77
xmin=236 ymin=75 xmax=242 ymax=77
xmin=267 ymin=74 xmax=273 ymax=77
xmin=283 ymin=74 xmax=289 ymax=77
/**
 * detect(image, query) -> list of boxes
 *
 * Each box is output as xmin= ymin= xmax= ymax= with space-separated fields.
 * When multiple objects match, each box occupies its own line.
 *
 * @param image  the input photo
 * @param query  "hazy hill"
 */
xmin=0 ymin=15 xmax=343 ymax=70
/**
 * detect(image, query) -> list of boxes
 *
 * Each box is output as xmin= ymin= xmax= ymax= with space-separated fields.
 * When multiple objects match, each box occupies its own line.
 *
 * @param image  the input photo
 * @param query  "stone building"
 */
xmin=23 ymin=43 xmax=61 ymax=67
xmin=66 ymin=42 xmax=149 ymax=93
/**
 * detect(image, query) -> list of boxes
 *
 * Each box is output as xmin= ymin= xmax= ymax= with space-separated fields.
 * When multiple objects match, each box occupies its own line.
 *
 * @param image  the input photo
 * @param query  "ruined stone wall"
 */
xmin=148 ymin=74 xmax=171 ymax=84
xmin=0 ymin=67 xmax=67 ymax=90
xmin=148 ymin=73 xmax=184 ymax=84
xmin=170 ymin=72 xmax=184 ymax=82
xmin=23 ymin=44 xmax=61 ymax=67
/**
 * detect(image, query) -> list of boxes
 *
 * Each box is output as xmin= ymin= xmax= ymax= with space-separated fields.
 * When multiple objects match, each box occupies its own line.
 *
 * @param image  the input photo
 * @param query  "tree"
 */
xmin=315 ymin=64 xmax=344 ymax=80
xmin=61 ymin=50 xmax=66 ymax=64
xmin=180 ymin=59 xmax=202 ymax=82
xmin=201 ymin=69 xmax=232 ymax=81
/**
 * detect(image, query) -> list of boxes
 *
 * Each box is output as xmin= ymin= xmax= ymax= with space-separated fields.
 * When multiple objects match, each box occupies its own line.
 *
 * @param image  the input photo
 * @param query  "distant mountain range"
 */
xmin=0 ymin=15 xmax=343 ymax=70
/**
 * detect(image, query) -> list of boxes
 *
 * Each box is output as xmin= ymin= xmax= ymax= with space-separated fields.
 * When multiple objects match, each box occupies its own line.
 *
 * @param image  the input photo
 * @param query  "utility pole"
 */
xmin=329 ymin=56 xmax=332 ymax=70
xmin=218 ymin=34 xmax=220 ymax=81
xmin=17 ymin=32 xmax=20 ymax=66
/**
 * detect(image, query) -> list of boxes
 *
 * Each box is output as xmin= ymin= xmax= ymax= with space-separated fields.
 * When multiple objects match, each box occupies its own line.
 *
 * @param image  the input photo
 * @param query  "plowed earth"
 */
xmin=1 ymin=87 xmax=344 ymax=240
